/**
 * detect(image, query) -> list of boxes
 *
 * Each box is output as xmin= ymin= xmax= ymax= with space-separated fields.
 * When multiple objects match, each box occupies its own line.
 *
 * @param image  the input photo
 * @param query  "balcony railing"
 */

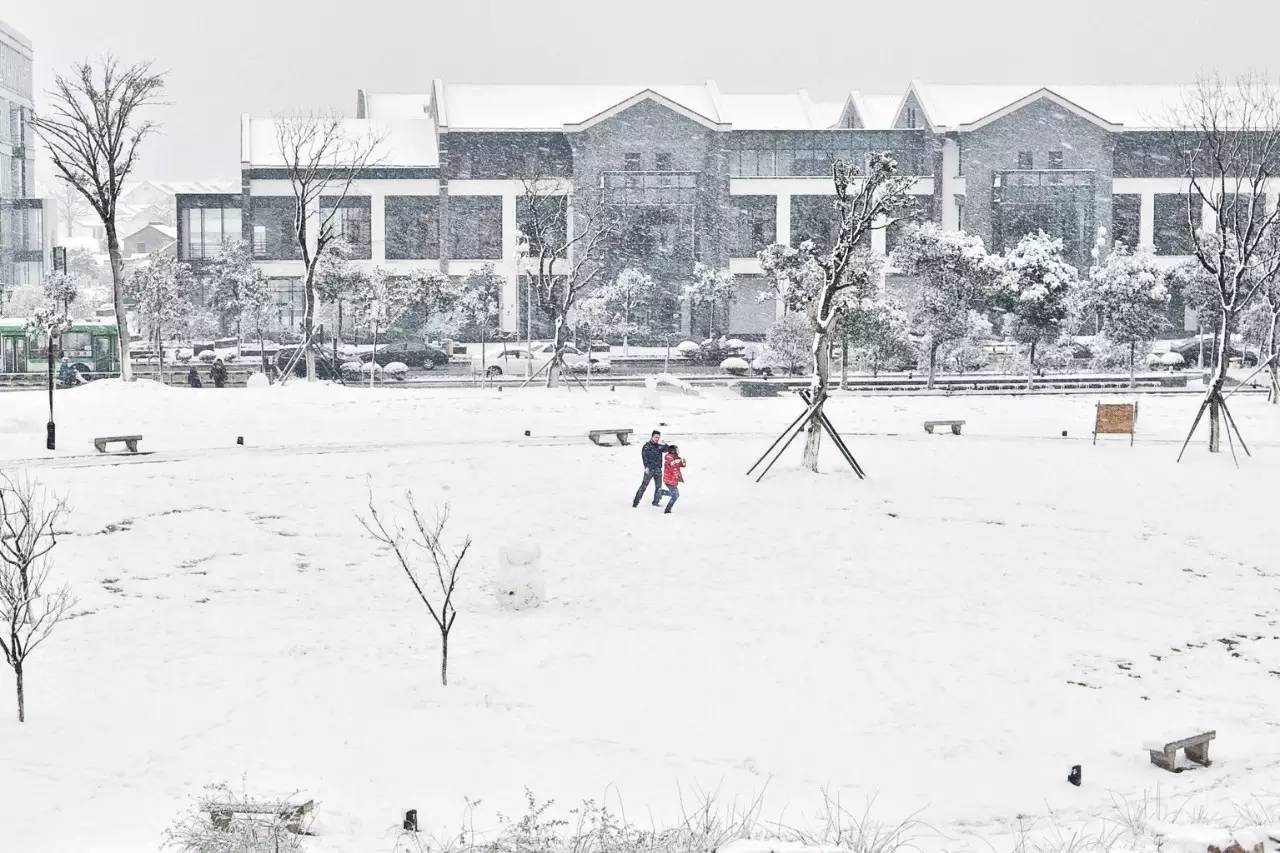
xmin=995 ymin=169 xmax=1096 ymax=189
xmin=600 ymin=171 xmax=698 ymax=206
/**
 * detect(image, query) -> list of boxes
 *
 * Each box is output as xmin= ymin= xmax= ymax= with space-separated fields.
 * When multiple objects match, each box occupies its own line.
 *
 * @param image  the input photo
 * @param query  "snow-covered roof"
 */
xmin=157 ymin=180 xmax=241 ymax=195
xmin=362 ymin=92 xmax=433 ymax=119
xmin=912 ymin=82 xmax=1198 ymax=130
xmin=240 ymin=115 xmax=439 ymax=168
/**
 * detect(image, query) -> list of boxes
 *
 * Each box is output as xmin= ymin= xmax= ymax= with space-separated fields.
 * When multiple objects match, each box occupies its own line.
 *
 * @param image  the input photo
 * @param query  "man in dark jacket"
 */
xmin=211 ymin=358 xmax=228 ymax=388
xmin=632 ymin=430 xmax=670 ymax=508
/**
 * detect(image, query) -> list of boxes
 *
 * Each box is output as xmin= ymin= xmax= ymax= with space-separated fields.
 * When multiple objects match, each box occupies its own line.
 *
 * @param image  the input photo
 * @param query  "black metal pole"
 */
xmin=46 ymin=332 xmax=56 ymax=450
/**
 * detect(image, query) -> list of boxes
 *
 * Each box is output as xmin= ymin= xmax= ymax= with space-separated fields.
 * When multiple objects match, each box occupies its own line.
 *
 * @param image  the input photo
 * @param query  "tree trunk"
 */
xmin=14 ymin=661 xmax=23 ymax=723
xmin=1027 ymin=340 xmax=1037 ymax=390
xmin=927 ymin=341 xmax=939 ymax=390
xmin=802 ymin=327 xmax=831 ymax=473
xmin=440 ymin=631 xmax=448 ymax=687
xmin=545 ymin=311 xmax=569 ymax=388
xmin=1205 ymin=310 xmax=1234 ymax=453
xmin=104 ymin=224 xmax=133 ymax=381
xmin=1267 ymin=310 xmax=1279 ymax=405
xmin=302 ymin=255 xmax=318 ymax=382
xmin=840 ymin=336 xmax=849 ymax=390
xmin=1129 ymin=341 xmax=1136 ymax=390
xmin=480 ymin=323 xmax=487 ymax=384
xmin=369 ymin=322 xmax=378 ymax=388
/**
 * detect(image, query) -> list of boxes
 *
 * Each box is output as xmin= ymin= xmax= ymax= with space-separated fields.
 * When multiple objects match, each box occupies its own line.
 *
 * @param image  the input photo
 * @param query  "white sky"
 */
xmin=9 ymin=0 xmax=1280 ymax=184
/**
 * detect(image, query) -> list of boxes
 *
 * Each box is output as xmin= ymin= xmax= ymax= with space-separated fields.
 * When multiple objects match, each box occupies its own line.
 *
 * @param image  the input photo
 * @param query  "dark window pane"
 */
xmin=730 ymin=196 xmax=776 ymax=257
xmin=1111 ymin=194 xmax=1141 ymax=249
xmin=1153 ymin=193 xmax=1200 ymax=255
xmin=448 ymin=196 xmax=503 ymax=259
xmin=386 ymin=196 xmax=440 ymax=260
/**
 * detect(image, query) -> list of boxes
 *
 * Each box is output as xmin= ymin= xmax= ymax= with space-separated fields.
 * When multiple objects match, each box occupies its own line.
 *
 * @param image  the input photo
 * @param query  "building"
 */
xmin=178 ymin=80 xmax=1243 ymax=338
xmin=0 ymin=19 xmax=54 ymax=292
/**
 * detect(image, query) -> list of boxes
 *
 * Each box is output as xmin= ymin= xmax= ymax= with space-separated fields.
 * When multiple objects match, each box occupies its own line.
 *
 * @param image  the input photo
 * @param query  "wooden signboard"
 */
xmin=1094 ymin=402 xmax=1138 ymax=445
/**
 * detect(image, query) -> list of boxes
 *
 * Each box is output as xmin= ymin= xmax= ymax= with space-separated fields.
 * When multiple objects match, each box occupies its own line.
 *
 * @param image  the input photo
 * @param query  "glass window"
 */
xmin=385 ymin=196 xmax=440 ymax=260
xmin=1048 ymin=150 xmax=1064 ymax=170
xmin=1017 ymin=151 xmax=1033 ymax=170
xmin=1111 ymin=195 xmax=1141 ymax=248
xmin=448 ymin=196 xmax=503 ymax=259
xmin=624 ymin=153 xmax=642 ymax=171
xmin=320 ymin=197 xmax=371 ymax=259
xmin=655 ymin=153 xmax=672 ymax=171
xmin=248 ymin=197 xmax=298 ymax=260
xmin=730 ymin=196 xmax=776 ymax=257
xmin=1153 ymin=194 xmax=1200 ymax=255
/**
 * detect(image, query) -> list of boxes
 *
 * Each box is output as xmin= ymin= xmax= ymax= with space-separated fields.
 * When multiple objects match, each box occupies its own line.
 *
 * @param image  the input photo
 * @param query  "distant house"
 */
xmin=119 ymin=222 xmax=177 ymax=258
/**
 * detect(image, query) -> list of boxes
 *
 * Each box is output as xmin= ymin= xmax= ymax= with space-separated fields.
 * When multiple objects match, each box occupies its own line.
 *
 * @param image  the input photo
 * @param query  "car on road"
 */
xmin=1168 ymin=336 xmax=1258 ymax=367
xmin=475 ymin=343 xmax=611 ymax=377
xmin=359 ymin=341 xmax=450 ymax=369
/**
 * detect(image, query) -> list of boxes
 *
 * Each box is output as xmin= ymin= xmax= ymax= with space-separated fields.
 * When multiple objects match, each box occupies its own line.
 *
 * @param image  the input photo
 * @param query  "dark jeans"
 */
xmin=633 ymin=469 xmax=663 ymax=505
xmin=658 ymin=484 xmax=680 ymax=511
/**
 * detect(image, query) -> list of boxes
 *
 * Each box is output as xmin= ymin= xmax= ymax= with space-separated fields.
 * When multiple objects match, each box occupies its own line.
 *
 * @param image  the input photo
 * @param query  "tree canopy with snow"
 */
xmin=890 ymin=222 xmax=997 ymax=388
xmin=687 ymin=263 xmax=737 ymax=339
xmin=207 ymin=239 xmax=268 ymax=342
xmin=1084 ymin=242 xmax=1170 ymax=386
xmin=996 ymin=230 xmax=1079 ymax=384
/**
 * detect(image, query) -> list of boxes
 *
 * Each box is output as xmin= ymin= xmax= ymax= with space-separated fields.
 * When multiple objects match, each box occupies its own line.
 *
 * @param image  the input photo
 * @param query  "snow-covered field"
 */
xmin=1 ymin=381 xmax=1278 ymax=852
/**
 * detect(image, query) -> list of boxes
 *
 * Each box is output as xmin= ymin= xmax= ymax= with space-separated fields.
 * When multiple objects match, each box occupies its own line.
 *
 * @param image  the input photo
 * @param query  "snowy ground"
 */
xmin=1 ymin=381 xmax=1278 ymax=852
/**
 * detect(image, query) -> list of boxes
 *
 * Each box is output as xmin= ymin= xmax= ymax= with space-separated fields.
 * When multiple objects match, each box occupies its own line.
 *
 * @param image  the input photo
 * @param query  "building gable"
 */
xmin=565 ymin=89 xmax=727 ymax=132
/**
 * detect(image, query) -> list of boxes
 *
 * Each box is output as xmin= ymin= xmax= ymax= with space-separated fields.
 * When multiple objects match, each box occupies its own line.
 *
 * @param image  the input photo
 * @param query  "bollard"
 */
xmin=404 ymin=809 xmax=418 ymax=832
xmin=1067 ymin=765 xmax=1081 ymax=786
xmin=236 ymin=436 xmax=244 ymax=446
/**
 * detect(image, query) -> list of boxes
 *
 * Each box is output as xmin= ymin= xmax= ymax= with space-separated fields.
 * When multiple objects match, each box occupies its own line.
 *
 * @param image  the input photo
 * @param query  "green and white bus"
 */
xmin=0 ymin=318 xmax=121 ymax=378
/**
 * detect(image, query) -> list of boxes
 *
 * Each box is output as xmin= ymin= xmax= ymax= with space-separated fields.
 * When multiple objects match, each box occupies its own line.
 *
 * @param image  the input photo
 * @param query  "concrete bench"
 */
xmin=93 ymin=434 xmax=143 ymax=454
xmin=206 ymin=799 xmax=314 ymax=834
xmin=588 ymin=428 xmax=633 ymax=446
xmin=1145 ymin=730 xmax=1215 ymax=772
xmin=924 ymin=419 xmax=965 ymax=435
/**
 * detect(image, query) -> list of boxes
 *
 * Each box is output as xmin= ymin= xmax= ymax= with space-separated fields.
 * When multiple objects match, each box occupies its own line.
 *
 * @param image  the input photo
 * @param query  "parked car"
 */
xmin=360 ymin=341 xmax=450 ymax=369
xmin=1169 ymin=336 xmax=1258 ymax=367
xmin=475 ymin=343 xmax=611 ymax=377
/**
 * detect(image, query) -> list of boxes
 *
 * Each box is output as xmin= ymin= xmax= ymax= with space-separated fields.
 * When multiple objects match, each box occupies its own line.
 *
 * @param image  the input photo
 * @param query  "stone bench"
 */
xmin=93 ymin=434 xmax=143 ymax=454
xmin=1145 ymin=730 xmax=1215 ymax=772
xmin=924 ymin=419 xmax=965 ymax=435
xmin=588 ymin=428 xmax=633 ymax=446
xmin=205 ymin=799 xmax=315 ymax=834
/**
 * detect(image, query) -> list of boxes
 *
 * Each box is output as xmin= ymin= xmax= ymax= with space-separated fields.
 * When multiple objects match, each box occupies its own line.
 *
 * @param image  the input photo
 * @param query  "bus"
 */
xmin=0 ymin=318 xmax=122 ymax=378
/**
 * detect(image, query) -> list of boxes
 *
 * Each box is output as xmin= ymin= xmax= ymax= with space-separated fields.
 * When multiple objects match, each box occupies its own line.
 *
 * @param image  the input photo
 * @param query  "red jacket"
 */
xmin=662 ymin=452 xmax=685 ymax=487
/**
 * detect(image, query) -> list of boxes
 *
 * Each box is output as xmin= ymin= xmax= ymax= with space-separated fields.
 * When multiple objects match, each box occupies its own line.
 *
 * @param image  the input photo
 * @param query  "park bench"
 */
xmin=93 ymin=434 xmax=143 ymax=454
xmin=1145 ymin=730 xmax=1215 ymax=772
xmin=923 ymin=419 xmax=965 ymax=435
xmin=205 ymin=799 xmax=315 ymax=834
xmin=588 ymin=428 xmax=633 ymax=446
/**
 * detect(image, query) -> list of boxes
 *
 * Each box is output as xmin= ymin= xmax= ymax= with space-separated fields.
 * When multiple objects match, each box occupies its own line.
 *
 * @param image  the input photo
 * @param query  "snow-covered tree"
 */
xmin=758 ymin=154 xmax=915 ymax=471
xmin=0 ymin=474 xmax=73 ymax=722
xmin=996 ymin=230 xmax=1079 ymax=388
xmin=350 ymin=268 xmax=416 ymax=386
xmin=1084 ymin=242 xmax=1171 ymax=387
xmin=456 ymin=264 xmax=505 ymax=378
xmin=312 ymin=238 xmax=366 ymax=345
xmin=1173 ymin=74 xmax=1280 ymax=453
xmin=763 ymin=312 xmax=812 ymax=375
xmin=274 ymin=114 xmax=382 ymax=381
xmin=519 ymin=176 xmax=617 ymax=387
xmin=939 ymin=310 xmax=994 ymax=373
xmin=33 ymin=58 xmax=167 ymax=381
xmin=890 ymin=223 xmax=996 ymax=388
xmin=687 ymin=263 xmax=737 ymax=339
xmin=1166 ymin=258 xmax=1220 ymax=368
xmin=207 ymin=238 xmax=267 ymax=343
xmin=598 ymin=267 xmax=654 ymax=354
xmin=126 ymin=254 xmax=193 ymax=375
xmin=41 ymin=272 xmax=79 ymax=321
xmin=846 ymin=296 xmax=915 ymax=378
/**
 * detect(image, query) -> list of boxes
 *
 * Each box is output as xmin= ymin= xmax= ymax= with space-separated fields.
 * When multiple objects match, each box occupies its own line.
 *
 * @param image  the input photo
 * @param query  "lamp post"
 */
xmin=46 ymin=328 xmax=57 ymax=450
xmin=516 ymin=234 xmax=532 ymax=376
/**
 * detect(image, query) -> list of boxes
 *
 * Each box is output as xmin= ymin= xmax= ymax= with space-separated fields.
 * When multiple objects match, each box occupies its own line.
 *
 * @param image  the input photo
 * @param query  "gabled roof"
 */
xmin=240 ymin=115 xmax=439 ymax=168
xmin=565 ymin=88 xmax=728 ymax=131
xmin=912 ymin=82 xmax=1197 ymax=130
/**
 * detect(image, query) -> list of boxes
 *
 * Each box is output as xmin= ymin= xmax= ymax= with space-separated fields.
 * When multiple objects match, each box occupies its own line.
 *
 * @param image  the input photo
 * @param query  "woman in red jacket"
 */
xmin=658 ymin=445 xmax=686 ymax=514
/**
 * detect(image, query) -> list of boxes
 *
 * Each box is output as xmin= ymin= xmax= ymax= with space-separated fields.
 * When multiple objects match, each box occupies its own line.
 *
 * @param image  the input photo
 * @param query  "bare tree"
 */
xmin=1174 ymin=74 xmax=1280 ymax=456
xmin=50 ymin=179 xmax=90 ymax=241
xmin=758 ymin=155 xmax=914 ymax=472
xmin=518 ymin=175 xmax=618 ymax=387
xmin=361 ymin=492 xmax=469 ymax=686
xmin=274 ymin=114 xmax=382 ymax=381
xmin=32 ymin=58 xmax=167 ymax=382
xmin=0 ymin=473 xmax=73 ymax=722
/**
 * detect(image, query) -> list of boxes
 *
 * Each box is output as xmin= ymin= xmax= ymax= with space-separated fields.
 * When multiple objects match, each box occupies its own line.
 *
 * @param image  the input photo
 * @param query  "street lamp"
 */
xmin=516 ymin=233 xmax=532 ymax=376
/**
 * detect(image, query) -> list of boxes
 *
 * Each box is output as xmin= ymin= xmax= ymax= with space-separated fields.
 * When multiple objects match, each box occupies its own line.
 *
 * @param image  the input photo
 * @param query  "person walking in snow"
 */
xmin=632 ymin=430 xmax=671 ymax=508
xmin=657 ymin=445 xmax=686 ymax=514
xmin=187 ymin=367 xmax=203 ymax=388
xmin=210 ymin=358 xmax=228 ymax=388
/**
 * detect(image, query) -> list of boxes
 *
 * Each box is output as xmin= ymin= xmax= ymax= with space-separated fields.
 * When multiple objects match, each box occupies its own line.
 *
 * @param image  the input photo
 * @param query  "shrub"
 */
xmin=720 ymin=356 xmax=751 ymax=376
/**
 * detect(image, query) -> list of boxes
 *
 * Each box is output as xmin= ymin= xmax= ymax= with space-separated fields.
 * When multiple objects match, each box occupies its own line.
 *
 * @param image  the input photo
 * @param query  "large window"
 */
xmin=790 ymin=195 xmax=840 ymax=253
xmin=385 ymin=196 xmax=440 ymax=260
xmin=516 ymin=196 xmax=567 ymax=255
xmin=727 ymin=133 xmax=929 ymax=178
xmin=320 ymin=196 xmax=371 ymax=259
xmin=269 ymin=277 xmax=305 ymax=331
xmin=248 ymin=198 xmax=300 ymax=260
xmin=1153 ymin=194 xmax=1200 ymax=255
xmin=182 ymin=206 xmax=242 ymax=260
xmin=448 ymin=196 xmax=502 ymax=259
xmin=730 ymin=196 xmax=776 ymax=257
xmin=1111 ymin=194 xmax=1141 ymax=249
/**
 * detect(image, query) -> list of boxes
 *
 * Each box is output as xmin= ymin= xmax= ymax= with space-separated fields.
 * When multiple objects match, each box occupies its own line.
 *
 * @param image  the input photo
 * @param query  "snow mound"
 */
xmin=720 ymin=357 xmax=751 ymax=375
xmin=495 ymin=541 xmax=544 ymax=610
xmin=675 ymin=340 xmax=700 ymax=355
xmin=1147 ymin=822 xmax=1280 ymax=853
xmin=245 ymin=372 xmax=271 ymax=389
xmin=645 ymin=373 xmax=698 ymax=396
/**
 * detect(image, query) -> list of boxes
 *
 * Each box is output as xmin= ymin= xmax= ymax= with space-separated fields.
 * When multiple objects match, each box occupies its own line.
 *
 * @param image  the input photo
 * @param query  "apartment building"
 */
xmin=0 ymin=19 xmax=53 ymax=292
xmin=178 ymin=80 xmax=1246 ymax=337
